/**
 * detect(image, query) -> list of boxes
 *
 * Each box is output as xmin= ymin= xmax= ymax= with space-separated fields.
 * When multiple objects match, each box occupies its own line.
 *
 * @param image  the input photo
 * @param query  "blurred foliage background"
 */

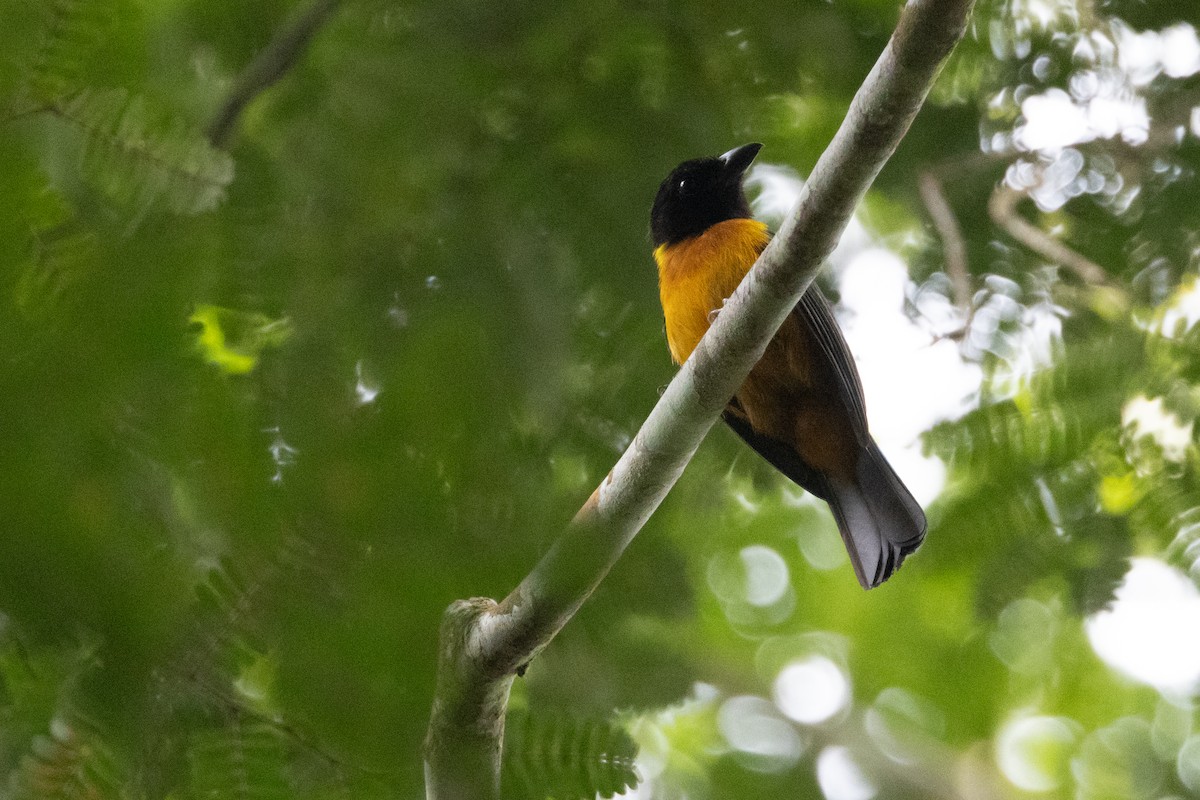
xmin=2 ymin=0 xmax=1200 ymax=798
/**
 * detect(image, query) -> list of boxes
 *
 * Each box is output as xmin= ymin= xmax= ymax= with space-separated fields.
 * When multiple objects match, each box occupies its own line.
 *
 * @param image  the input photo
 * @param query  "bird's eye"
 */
xmin=678 ymin=179 xmax=688 ymax=192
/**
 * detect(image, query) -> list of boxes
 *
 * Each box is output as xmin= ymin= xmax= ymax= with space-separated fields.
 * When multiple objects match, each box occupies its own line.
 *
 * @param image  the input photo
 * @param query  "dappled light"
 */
xmin=864 ymin=687 xmax=946 ymax=765
xmin=996 ymin=715 xmax=1079 ymax=791
xmin=717 ymin=695 xmax=806 ymax=772
xmin=707 ymin=545 xmax=797 ymax=626
xmin=1086 ymin=558 xmax=1200 ymax=693
xmin=1072 ymin=717 xmax=1164 ymax=799
xmin=773 ymin=655 xmax=850 ymax=725
xmin=4 ymin=0 xmax=1200 ymax=797
xmin=817 ymin=746 xmax=877 ymax=800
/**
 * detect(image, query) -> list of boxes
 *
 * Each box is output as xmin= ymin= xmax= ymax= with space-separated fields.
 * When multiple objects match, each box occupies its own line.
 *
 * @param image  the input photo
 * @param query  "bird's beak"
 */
xmin=719 ymin=142 xmax=763 ymax=175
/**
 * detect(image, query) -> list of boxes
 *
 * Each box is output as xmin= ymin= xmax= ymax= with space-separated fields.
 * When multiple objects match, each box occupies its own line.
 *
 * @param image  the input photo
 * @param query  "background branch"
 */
xmin=423 ymin=1 xmax=975 ymax=796
xmin=206 ymin=0 xmax=342 ymax=148
xmin=916 ymin=172 xmax=974 ymax=319
xmin=988 ymin=185 xmax=1113 ymax=287
xmin=919 ymin=169 xmax=973 ymax=326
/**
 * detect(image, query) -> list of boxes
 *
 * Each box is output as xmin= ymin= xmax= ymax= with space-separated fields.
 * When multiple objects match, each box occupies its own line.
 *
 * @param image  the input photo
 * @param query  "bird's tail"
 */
xmin=825 ymin=443 xmax=926 ymax=589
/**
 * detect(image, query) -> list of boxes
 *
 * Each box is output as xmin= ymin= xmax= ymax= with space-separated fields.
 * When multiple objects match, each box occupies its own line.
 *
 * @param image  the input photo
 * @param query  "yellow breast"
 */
xmin=654 ymin=218 xmax=771 ymax=364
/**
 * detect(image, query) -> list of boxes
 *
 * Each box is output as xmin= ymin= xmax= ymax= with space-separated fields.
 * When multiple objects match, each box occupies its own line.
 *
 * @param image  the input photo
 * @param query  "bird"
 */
xmin=650 ymin=142 xmax=926 ymax=589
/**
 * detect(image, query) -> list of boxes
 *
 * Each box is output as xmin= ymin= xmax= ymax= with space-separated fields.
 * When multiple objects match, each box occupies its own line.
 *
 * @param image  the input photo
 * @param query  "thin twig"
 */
xmin=206 ymin=0 xmax=342 ymax=148
xmin=422 ymin=1 xmax=976 ymax=797
xmin=0 ymin=101 xmax=51 ymax=127
xmin=919 ymin=170 xmax=973 ymax=323
xmin=987 ymin=185 xmax=1112 ymax=286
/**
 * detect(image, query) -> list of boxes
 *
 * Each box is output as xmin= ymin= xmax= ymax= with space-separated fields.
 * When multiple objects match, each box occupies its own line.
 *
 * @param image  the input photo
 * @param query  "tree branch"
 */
xmin=919 ymin=170 xmax=973 ymax=325
xmin=206 ymin=0 xmax=342 ymax=148
xmin=987 ymin=185 xmax=1113 ymax=287
xmin=423 ymin=1 xmax=975 ymax=796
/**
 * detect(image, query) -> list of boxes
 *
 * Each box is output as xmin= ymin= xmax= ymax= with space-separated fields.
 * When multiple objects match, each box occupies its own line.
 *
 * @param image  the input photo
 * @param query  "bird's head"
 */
xmin=650 ymin=142 xmax=762 ymax=247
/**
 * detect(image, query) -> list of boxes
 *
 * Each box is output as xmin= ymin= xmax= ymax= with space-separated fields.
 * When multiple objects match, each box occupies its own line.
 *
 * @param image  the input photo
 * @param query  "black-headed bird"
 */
xmin=651 ymin=143 xmax=926 ymax=588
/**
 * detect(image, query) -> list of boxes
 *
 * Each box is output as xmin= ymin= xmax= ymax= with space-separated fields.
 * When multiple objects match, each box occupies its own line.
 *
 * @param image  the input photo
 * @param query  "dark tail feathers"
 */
xmin=825 ymin=443 xmax=926 ymax=589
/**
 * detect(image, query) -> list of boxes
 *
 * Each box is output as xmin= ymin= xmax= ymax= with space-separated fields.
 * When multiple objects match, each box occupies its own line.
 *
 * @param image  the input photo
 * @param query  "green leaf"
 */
xmin=187 ymin=722 xmax=291 ymax=800
xmin=50 ymin=87 xmax=234 ymax=214
xmin=502 ymin=711 xmax=639 ymax=800
xmin=189 ymin=304 xmax=292 ymax=375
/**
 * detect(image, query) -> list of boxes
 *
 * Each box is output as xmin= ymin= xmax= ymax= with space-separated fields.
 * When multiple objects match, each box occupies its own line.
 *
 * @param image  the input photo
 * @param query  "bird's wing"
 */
xmin=719 ymin=225 xmax=873 ymax=469
xmin=722 ymin=399 xmax=829 ymax=500
xmin=720 ymin=285 xmax=869 ymax=495
xmin=794 ymin=283 xmax=871 ymax=446
xmin=715 ymin=237 xmax=925 ymax=589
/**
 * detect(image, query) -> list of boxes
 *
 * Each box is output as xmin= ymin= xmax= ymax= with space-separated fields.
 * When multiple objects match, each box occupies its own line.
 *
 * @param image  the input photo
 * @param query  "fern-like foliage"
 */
xmin=163 ymin=536 xmax=364 ymax=799
xmin=187 ymin=719 xmax=291 ymax=800
xmin=502 ymin=711 xmax=639 ymax=800
xmin=26 ymin=0 xmax=114 ymax=100
xmin=7 ymin=716 xmax=123 ymax=800
xmin=14 ymin=226 xmax=97 ymax=321
xmin=0 ymin=632 xmax=126 ymax=800
xmin=926 ymin=318 xmax=1200 ymax=616
xmin=8 ymin=0 xmax=234 ymax=216
xmin=48 ymin=88 xmax=233 ymax=215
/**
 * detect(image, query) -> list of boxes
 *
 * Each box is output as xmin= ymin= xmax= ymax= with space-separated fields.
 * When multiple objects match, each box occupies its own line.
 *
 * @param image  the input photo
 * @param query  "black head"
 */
xmin=650 ymin=143 xmax=762 ymax=247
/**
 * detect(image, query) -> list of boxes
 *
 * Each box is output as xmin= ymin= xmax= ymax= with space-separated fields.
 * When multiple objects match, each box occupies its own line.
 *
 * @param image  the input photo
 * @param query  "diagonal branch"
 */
xmin=206 ymin=0 xmax=343 ymax=148
xmin=423 ymin=1 xmax=975 ymax=797
xmin=987 ymin=185 xmax=1113 ymax=287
